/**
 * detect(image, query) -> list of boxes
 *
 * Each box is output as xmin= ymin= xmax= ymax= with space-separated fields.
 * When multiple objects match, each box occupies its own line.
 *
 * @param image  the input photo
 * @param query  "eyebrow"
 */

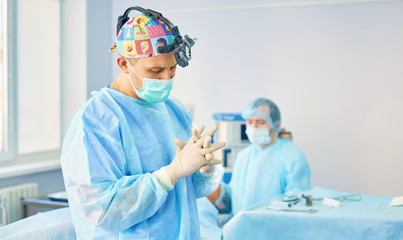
xmin=148 ymin=63 xmax=177 ymax=70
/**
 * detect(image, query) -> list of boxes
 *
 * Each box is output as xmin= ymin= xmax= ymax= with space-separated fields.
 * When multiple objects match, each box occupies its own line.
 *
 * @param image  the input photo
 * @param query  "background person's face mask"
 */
xmin=126 ymin=58 xmax=174 ymax=103
xmin=245 ymin=127 xmax=272 ymax=146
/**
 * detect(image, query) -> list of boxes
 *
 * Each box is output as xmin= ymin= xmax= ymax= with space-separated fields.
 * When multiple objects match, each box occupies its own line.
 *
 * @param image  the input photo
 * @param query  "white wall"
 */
xmin=61 ymin=0 xmax=87 ymax=137
xmin=17 ymin=0 xmax=61 ymax=154
xmin=86 ymin=0 xmax=112 ymax=98
xmin=109 ymin=0 xmax=403 ymax=196
xmin=61 ymin=0 xmax=113 ymax=137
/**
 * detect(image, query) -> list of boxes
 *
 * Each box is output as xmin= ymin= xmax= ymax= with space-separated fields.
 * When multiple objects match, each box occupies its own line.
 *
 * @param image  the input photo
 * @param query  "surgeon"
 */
xmin=60 ymin=7 xmax=226 ymax=240
xmin=214 ymin=98 xmax=311 ymax=214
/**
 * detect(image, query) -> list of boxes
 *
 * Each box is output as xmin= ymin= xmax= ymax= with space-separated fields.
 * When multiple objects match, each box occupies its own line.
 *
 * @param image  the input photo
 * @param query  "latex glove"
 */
xmin=175 ymin=136 xmax=217 ymax=177
xmin=154 ymin=125 xmax=226 ymax=190
xmin=181 ymin=125 xmax=222 ymax=175
xmin=192 ymin=125 xmax=214 ymax=161
xmin=214 ymin=183 xmax=232 ymax=213
xmin=191 ymin=125 xmax=221 ymax=175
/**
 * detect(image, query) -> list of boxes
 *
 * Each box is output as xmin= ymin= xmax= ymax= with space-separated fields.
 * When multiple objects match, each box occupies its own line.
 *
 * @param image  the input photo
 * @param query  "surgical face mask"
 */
xmin=245 ymin=127 xmax=272 ymax=146
xmin=126 ymin=59 xmax=174 ymax=103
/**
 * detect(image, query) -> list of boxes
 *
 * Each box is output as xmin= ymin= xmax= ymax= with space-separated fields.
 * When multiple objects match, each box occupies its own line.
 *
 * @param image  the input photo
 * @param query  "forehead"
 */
xmin=135 ymin=53 xmax=176 ymax=68
xmin=246 ymin=116 xmax=267 ymax=122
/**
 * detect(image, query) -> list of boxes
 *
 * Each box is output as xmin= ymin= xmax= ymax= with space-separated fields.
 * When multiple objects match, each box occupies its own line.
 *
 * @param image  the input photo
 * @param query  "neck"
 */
xmin=258 ymin=133 xmax=278 ymax=149
xmin=110 ymin=72 xmax=141 ymax=100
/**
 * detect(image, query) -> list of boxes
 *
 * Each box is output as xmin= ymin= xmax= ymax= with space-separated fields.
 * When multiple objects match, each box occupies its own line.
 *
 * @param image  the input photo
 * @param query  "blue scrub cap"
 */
xmin=241 ymin=98 xmax=281 ymax=132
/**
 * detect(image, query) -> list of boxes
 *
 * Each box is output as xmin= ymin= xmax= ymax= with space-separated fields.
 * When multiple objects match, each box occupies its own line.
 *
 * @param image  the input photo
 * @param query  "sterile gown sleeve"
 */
xmin=191 ymin=165 xmax=224 ymax=199
xmin=197 ymin=197 xmax=222 ymax=240
xmin=61 ymin=117 xmax=168 ymax=233
xmin=283 ymin=153 xmax=311 ymax=194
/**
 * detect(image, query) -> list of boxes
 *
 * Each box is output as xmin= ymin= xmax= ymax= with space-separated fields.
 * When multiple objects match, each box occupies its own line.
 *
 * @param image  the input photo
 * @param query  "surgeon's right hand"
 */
xmin=153 ymin=125 xmax=226 ymax=191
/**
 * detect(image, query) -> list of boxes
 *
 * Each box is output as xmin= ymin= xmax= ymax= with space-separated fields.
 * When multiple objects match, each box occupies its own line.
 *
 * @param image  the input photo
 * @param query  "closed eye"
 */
xmin=149 ymin=69 xmax=162 ymax=74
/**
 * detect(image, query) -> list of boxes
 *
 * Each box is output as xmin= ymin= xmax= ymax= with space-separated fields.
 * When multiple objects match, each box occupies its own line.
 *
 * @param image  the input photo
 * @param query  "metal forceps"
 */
xmin=266 ymin=206 xmax=318 ymax=213
xmin=308 ymin=193 xmax=362 ymax=202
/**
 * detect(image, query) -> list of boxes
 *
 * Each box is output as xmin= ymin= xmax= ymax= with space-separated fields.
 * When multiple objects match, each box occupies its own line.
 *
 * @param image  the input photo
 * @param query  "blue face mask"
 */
xmin=126 ymin=59 xmax=174 ymax=103
xmin=245 ymin=127 xmax=272 ymax=146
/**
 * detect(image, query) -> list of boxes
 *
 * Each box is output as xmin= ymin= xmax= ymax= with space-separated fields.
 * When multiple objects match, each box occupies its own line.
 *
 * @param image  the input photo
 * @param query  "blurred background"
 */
xmin=0 ymin=0 xmax=402 ymax=204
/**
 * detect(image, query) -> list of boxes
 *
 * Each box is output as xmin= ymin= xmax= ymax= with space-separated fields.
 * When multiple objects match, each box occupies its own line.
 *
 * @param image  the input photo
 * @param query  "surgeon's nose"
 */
xmin=250 ymin=121 xmax=258 ymax=128
xmin=161 ymin=69 xmax=175 ymax=80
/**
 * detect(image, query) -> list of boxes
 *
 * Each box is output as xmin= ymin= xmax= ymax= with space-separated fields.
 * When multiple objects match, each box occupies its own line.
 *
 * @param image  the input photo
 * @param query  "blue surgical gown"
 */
xmin=230 ymin=138 xmax=311 ymax=214
xmin=197 ymin=197 xmax=222 ymax=240
xmin=60 ymin=87 xmax=221 ymax=240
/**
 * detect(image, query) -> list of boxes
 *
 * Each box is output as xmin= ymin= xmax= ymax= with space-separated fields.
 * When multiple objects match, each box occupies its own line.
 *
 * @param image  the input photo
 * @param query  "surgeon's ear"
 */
xmin=275 ymin=120 xmax=281 ymax=131
xmin=117 ymin=55 xmax=130 ymax=74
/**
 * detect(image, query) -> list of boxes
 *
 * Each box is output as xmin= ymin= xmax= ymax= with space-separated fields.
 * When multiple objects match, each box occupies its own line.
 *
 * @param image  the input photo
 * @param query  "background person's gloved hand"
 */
xmin=214 ymin=183 xmax=232 ymax=214
xmin=153 ymin=125 xmax=226 ymax=190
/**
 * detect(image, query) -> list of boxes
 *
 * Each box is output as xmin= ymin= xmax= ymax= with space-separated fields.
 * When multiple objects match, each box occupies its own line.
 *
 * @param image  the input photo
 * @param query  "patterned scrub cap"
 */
xmin=109 ymin=14 xmax=175 ymax=58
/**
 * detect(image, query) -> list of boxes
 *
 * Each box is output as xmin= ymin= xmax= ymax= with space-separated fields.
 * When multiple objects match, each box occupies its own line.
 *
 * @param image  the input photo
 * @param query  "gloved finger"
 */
xmin=201 ymin=141 xmax=226 ymax=155
xmin=191 ymin=124 xmax=205 ymax=143
xmin=199 ymin=164 xmax=216 ymax=174
xmin=203 ymin=136 xmax=212 ymax=148
xmin=205 ymin=153 xmax=213 ymax=161
xmin=199 ymin=165 xmax=210 ymax=173
xmin=203 ymin=125 xmax=218 ymax=138
xmin=204 ymin=158 xmax=222 ymax=165
xmin=174 ymin=144 xmax=182 ymax=154
xmin=192 ymin=124 xmax=204 ymax=143
xmin=191 ymin=128 xmax=201 ymax=143
xmin=195 ymin=125 xmax=218 ymax=147
xmin=215 ymin=202 xmax=225 ymax=210
xmin=197 ymin=124 xmax=205 ymax=136
xmin=174 ymin=138 xmax=186 ymax=150
xmin=202 ymin=136 xmax=214 ymax=160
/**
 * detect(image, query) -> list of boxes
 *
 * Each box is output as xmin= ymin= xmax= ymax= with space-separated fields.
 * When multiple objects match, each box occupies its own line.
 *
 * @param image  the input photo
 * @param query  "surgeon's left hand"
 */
xmin=153 ymin=125 xmax=226 ymax=191
xmin=176 ymin=125 xmax=223 ymax=176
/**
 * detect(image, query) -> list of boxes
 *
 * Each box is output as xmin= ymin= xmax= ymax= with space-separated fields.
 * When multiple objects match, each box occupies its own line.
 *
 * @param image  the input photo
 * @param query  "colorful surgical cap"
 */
xmin=109 ymin=14 xmax=175 ymax=58
xmin=242 ymin=98 xmax=282 ymax=132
